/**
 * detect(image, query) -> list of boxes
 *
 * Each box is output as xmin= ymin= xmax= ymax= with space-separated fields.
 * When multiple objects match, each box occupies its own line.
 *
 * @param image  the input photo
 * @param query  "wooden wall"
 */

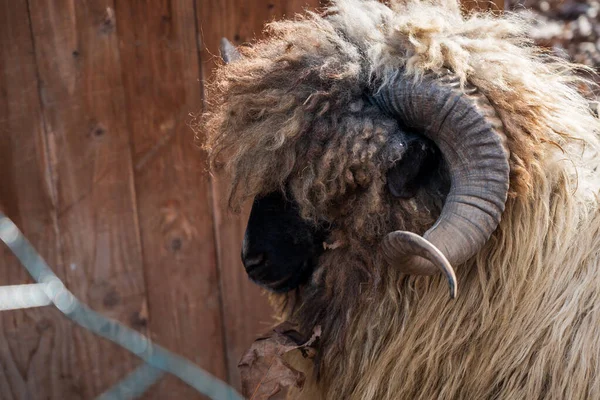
xmin=0 ymin=0 xmax=501 ymax=399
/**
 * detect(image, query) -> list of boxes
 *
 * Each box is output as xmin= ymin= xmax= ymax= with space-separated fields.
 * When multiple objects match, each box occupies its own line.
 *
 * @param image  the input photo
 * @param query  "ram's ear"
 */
xmin=387 ymin=135 xmax=440 ymax=199
xmin=220 ymin=38 xmax=242 ymax=64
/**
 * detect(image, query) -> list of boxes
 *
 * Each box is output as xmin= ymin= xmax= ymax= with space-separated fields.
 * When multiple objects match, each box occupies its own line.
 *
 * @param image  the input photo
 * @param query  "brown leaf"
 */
xmin=239 ymin=322 xmax=321 ymax=400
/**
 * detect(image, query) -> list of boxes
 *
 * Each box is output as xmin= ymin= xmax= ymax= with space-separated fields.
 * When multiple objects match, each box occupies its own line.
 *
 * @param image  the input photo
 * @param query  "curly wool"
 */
xmin=201 ymin=16 xmax=393 ymax=239
xmin=198 ymin=0 xmax=600 ymax=399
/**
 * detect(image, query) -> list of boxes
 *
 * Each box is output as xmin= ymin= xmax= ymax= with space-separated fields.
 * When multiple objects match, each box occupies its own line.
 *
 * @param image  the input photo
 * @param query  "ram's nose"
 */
xmin=243 ymin=252 xmax=267 ymax=272
xmin=241 ymin=235 xmax=267 ymax=272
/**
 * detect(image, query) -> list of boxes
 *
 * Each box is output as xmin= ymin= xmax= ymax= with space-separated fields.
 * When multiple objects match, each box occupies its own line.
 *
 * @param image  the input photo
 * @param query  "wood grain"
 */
xmin=196 ymin=0 xmax=322 ymax=390
xmin=26 ymin=0 xmax=149 ymax=397
xmin=0 ymin=2 xmax=73 ymax=399
xmin=115 ymin=0 xmax=226 ymax=398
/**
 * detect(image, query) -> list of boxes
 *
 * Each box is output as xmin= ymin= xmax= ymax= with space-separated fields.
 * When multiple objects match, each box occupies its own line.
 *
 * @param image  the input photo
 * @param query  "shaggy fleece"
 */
xmin=198 ymin=0 xmax=600 ymax=398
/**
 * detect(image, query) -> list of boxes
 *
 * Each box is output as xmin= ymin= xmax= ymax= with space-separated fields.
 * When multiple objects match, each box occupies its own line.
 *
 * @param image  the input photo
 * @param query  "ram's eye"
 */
xmin=386 ymin=135 xmax=440 ymax=198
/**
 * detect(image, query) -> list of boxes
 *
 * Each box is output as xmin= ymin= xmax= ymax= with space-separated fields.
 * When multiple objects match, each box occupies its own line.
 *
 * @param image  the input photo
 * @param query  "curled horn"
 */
xmin=373 ymin=71 xmax=510 ymax=299
xmin=220 ymin=38 xmax=242 ymax=64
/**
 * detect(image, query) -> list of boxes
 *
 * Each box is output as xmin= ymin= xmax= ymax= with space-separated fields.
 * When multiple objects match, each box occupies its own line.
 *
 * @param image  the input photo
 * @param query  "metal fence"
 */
xmin=0 ymin=213 xmax=243 ymax=400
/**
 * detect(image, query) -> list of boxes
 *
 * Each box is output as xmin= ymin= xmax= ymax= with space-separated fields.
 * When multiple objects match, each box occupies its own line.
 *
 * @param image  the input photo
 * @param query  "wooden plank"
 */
xmin=114 ymin=0 xmax=226 ymax=398
xmin=196 ymin=0 xmax=322 ymax=390
xmin=26 ymin=0 xmax=150 ymax=397
xmin=0 ymin=2 xmax=73 ymax=399
xmin=491 ymin=0 xmax=506 ymax=11
xmin=462 ymin=0 xmax=484 ymax=11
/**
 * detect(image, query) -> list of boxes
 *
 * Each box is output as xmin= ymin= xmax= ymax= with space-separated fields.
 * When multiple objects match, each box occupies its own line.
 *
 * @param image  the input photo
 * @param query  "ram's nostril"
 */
xmin=243 ymin=252 xmax=266 ymax=272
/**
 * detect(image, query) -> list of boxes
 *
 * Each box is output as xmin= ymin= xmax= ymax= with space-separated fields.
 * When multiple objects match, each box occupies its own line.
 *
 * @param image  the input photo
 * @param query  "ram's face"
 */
xmin=241 ymin=133 xmax=443 ymax=293
xmin=216 ymin=39 xmax=511 ymax=298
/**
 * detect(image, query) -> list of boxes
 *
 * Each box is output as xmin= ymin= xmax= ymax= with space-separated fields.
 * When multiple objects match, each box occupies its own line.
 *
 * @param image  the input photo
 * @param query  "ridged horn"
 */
xmin=373 ymin=70 xmax=510 ymax=298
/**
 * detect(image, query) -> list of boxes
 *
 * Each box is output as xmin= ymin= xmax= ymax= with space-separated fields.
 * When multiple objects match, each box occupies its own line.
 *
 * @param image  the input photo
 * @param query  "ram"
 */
xmin=199 ymin=0 xmax=600 ymax=398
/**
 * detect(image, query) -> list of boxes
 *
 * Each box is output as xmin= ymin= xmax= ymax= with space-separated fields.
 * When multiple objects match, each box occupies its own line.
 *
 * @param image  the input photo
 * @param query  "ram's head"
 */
xmin=200 ymin=1 xmax=534 ymax=304
xmin=215 ymin=32 xmax=511 ymax=300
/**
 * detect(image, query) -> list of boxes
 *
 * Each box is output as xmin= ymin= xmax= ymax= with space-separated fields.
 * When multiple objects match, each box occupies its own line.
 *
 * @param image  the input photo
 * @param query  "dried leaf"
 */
xmin=239 ymin=322 xmax=321 ymax=400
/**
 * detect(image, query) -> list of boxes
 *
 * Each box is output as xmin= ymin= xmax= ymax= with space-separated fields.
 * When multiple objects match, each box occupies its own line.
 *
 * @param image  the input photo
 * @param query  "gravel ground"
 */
xmin=508 ymin=0 xmax=600 ymax=102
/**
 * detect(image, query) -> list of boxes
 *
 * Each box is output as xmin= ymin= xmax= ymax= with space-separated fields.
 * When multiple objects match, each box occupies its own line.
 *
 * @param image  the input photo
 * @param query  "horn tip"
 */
xmin=449 ymin=280 xmax=457 ymax=299
xmin=220 ymin=37 xmax=241 ymax=64
xmin=383 ymin=230 xmax=458 ymax=298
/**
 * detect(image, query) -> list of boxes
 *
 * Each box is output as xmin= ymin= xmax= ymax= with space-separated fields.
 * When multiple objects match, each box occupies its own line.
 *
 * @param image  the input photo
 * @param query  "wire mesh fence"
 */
xmin=0 ymin=213 xmax=243 ymax=400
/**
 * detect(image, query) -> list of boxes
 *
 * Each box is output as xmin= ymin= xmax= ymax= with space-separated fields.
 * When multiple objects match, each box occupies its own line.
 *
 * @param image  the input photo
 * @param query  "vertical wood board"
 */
xmin=0 ymin=2 xmax=73 ymax=399
xmin=27 ymin=0 xmax=149 ymax=397
xmin=115 ymin=0 xmax=226 ymax=397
